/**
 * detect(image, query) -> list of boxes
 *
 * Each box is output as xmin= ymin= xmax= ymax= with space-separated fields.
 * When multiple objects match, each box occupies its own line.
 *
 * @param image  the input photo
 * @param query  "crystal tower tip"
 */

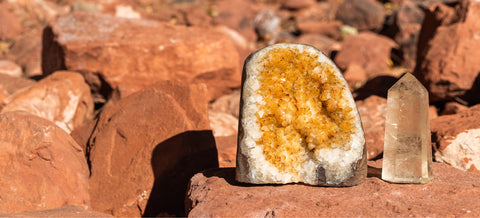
xmin=382 ymin=73 xmax=433 ymax=184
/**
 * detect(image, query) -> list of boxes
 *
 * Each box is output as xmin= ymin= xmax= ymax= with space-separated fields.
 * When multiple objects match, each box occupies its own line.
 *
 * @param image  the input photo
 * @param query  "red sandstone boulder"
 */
xmin=0 ymin=3 xmax=22 ymax=40
xmin=295 ymin=34 xmax=339 ymax=57
xmin=0 ymin=111 xmax=90 ymax=213
xmin=8 ymin=31 xmax=43 ymax=77
xmin=335 ymin=32 xmax=398 ymax=79
xmin=87 ymin=80 xmax=218 ymax=217
xmin=70 ymin=119 xmax=97 ymax=154
xmin=414 ymin=0 xmax=480 ymax=102
xmin=1 ymin=71 xmax=94 ymax=133
xmin=356 ymin=95 xmax=387 ymax=160
xmin=186 ymin=161 xmax=480 ymax=217
xmin=42 ymin=12 xmax=240 ymax=101
xmin=335 ymin=0 xmax=385 ymax=31
xmin=209 ymin=90 xmax=240 ymax=118
xmin=441 ymin=101 xmax=468 ymax=115
xmin=431 ymin=105 xmax=480 ymax=173
xmin=282 ymin=0 xmax=316 ymax=10
xmin=0 ymin=60 xmax=22 ymax=77
xmin=0 ymin=205 xmax=112 ymax=217
xmin=296 ymin=21 xmax=343 ymax=40
xmin=0 ymin=74 xmax=35 ymax=106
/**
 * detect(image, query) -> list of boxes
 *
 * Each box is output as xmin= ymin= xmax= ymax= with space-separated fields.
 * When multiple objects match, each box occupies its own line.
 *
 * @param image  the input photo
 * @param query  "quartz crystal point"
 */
xmin=236 ymin=43 xmax=367 ymax=186
xmin=382 ymin=73 xmax=433 ymax=183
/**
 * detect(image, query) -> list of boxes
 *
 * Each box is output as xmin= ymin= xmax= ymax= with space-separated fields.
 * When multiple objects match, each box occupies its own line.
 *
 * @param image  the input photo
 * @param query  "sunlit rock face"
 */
xmin=236 ymin=43 xmax=366 ymax=186
xmin=382 ymin=73 xmax=433 ymax=184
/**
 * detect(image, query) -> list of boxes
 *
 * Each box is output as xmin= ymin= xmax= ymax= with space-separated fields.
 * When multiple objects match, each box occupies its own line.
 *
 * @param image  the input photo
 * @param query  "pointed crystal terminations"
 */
xmin=382 ymin=73 xmax=433 ymax=183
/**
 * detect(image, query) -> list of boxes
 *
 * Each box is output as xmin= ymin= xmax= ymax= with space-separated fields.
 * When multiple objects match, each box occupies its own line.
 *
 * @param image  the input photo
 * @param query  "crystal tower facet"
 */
xmin=382 ymin=73 xmax=433 ymax=183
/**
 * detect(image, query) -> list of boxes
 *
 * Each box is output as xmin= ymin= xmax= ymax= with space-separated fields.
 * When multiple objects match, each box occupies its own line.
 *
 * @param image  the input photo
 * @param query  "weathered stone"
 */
xmin=208 ymin=111 xmax=238 ymax=137
xmin=209 ymin=90 xmax=241 ymax=118
xmin=296 ymin=21 xmax=342 ymax=40
xmin=294 ymin=34 xmax=339 ymax=57
xmin=212 ymin=0 xmax=258 ymax=43
xmin=88 ymin=80 xmax=218 ymax=217
xmin=253 ymin=9 xmax=281 ymax=44
xmin=43 ymin=12 xmax=240 ymax=101
xmin=441 ymin=101 xmax=468 ymax=115
xmin=0 ymin=74 xmax=35 ymax=107
xmin=343 ymin=63 xmax=368 ymax=90
xmin=356 ymin=95 xmax=387 ymax=160
xmin=382 ymin=73 xmax=433 ymax=183
xmin=0 ymin=205 xmax=112 ymax=217
xmin=282 ymin=0 xmax=316 ymax=10
xmin=431 ymin=105 xmax=480 ymax=173
xmin=1 ymin=71 xmax=94 ymax=133
xmin=237 ymin=43 xmax=366 ymax=186
xmin=335 ymin=0 xmax=385 ymax=31
xmin=8 ymin=31 xmax=43 ymax=77
xmin=186 ymin=161 xmax=480 ymax=217
xmin=0 ymin=2 xmax=22 ymax=40
xmin=414 ymin=0 xmax=480 ymax=102
xmin=0 ymin=60 xmax=22 ymax=77
xmin=70 ymin=119 xmax=97 ymax=154
xmin=335 ymin=32 xmax=398 ymax=78
xmin=0 ymin=111 xmax=90 ymax=213
xmin=215 ymin=134 xmax=237 ymax=168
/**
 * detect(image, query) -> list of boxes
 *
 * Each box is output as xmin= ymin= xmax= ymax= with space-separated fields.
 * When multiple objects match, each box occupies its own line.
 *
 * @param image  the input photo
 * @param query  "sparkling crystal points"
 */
xmin=382 ymin=73 xmax=433 ymax=184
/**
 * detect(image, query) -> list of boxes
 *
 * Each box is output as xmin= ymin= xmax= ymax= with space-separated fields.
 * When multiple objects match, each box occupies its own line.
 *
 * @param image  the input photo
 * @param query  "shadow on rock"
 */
xmin=143 ymin=130 xmax=219 ymax=217
xmin=354 ymin=76 xmax=398 ymax=101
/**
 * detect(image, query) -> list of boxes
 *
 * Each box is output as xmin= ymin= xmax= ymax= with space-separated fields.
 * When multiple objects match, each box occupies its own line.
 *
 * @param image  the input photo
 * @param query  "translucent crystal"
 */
xmin=382 ymin=73 xmax=433 ymax=183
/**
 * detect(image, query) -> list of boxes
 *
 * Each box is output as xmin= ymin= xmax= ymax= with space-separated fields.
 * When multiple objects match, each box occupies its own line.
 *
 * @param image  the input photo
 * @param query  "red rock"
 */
xmin=296 ymin=21 xmax=342 ymax=40
xmin=0 ymin=111 xmax=90 ymax=213
xmin=0 ymin=74 xmax=35 ymax=106
xmin=70 ymin=119 xmax=97 ymax=154
xmin=212 ymin=0 xmax=258 ymax=43
xmin=209 ymin=90 xmax=240 ymax=118
xmin=42 ymin=12 xmax=240 ymax=101
xmin=8 ymin=31 xmax=43 ymax=77
xmin=441 ymin=101 xmax=468 ymax=115
xmin=208 ymin=111 xmax=238 ymax=137
xmin=282 ymin=0 xmax=316 ymax=10
xmin=335 ymin=0 xmax=385 ymax=31
xmin=1 ymin=71 xmax=94 ymax=133
xmin=356 ymin=95 xmax=387 ymax=160
xmin=0 ymin=3 xmax=22 ymax=40
xmin=335 ymin=32 xmax=398 ymax=78
xmin=294 ymin=2 xmax=332 ymax=23
xmin=215 ymin=134 xmax=237 ymax=168
xmin=295 ymin=33 xmax=339 ymax=56
xmin=186 ymin=161 xmax=480 ymax=217
xmin=431 ymin=105 xmax=480 ymax=173
xmin=343 ymin=63 xmax=368 ymax=90
xmin=88 ymin=80 xmax=218 ymax=217
xmin=0 ymin=60 xmax=22 ymax=77
xmin=0 ymin=205 xmax=112 ymax=217
xmin=415 ymin=0 xmax=480 ymax=102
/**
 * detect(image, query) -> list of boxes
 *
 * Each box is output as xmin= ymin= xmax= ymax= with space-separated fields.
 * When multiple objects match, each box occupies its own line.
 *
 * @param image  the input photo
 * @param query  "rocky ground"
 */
xmin=0 ymin=0 xmax=479 ymax=217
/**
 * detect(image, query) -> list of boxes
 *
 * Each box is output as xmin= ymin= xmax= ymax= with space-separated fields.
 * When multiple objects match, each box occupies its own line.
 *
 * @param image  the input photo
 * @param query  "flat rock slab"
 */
xmin=186 ymin=161 xmax=480 ymax=217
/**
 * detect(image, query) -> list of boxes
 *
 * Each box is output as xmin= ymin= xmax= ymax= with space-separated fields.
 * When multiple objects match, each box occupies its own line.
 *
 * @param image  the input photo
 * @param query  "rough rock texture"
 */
xmin=0 ymin=205 xmax=112 ymax=217
xmin=356 ymin=95 xmax=387 ymax=160
xmin=1 ymin=71 xmax=94 ymax=133
xmin=0 ymin=111 xmax=90 ymax=213
xmin=0 ymin=74 xmax=35 ymax=106
xmin=0 ymin=3 xmax=23 ymax=40
xmin=208 ymin=111 xmax=238 ymax=137
xmin=88 ymin=80 xmax=218 ymax=217
xmin=215 ymin=134 xmax=237 ymax=168
xmin=335 ymin=32 xmax=398 ymax=78
xmin=42 ymin=12 xmax=240 ymax=101
xmin=8 ymin=31 xmax=43 ymax=77
xmin=295 ymin=34 xmax=339 ymax=56
xmin=282 ymin=0 xmax=316 ymax=10
xmin=343 ymin=63 xmax=368 ymax=90
xmin=441 ymin=101 xmax=468 ymax=115
xmin=296 ymin=21 xmax=342 ymax=40
xmin=186 ymin=161 xmax=480 ymax=217
xmin=0 ymin=60 xmax=22 ymax=77
xmin=335 ymin=0 xmax=385 ymax=31
xmin=69 ymin=119 xmax=97 ymax=154
xmin=414 ymin=0 xmax=480 ymax=102
xmin=431 ymin=105 xmax=480 ymax=173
